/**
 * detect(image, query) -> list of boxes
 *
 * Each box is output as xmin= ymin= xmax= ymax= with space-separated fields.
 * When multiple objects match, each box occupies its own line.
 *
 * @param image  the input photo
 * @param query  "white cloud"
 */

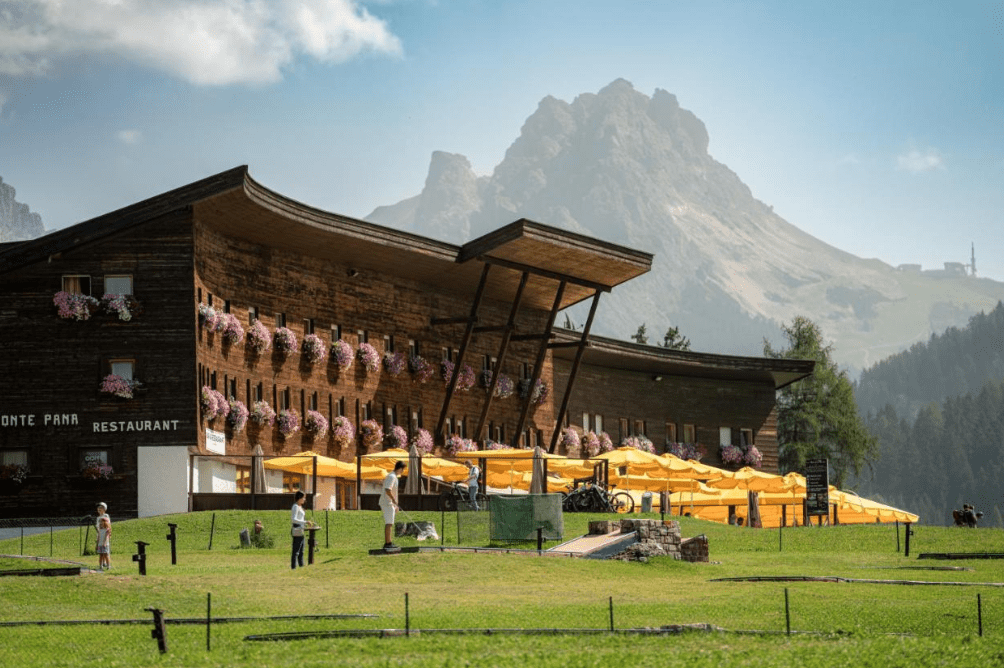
xmin=896 ymin=148 xmax=944 ymax=173
xmin=117 ymin=129 xmax=141 ymax=144
xmin=0 ymin=0 xmax=402 ymax=85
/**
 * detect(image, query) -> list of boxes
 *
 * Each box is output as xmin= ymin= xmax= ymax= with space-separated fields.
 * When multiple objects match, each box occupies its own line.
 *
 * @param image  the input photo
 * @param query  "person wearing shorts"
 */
xmin=380 ymin=461 xmax=405 ymax=549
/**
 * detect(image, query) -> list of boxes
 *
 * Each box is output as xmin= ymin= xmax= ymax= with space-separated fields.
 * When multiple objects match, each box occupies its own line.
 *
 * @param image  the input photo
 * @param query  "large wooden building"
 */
xmin=0 ymin=167 xmax=812 ymax=518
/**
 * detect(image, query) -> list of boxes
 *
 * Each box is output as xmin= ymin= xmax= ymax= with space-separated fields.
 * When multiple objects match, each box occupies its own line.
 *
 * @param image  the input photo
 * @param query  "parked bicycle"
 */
xmin=561 ymin=482 xmax=634 ymax=514
xmin=438 ymin=482 xmax=488 ymax=512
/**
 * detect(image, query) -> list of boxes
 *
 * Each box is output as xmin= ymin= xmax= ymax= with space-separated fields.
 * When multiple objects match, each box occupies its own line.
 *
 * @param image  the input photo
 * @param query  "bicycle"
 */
xmin=438 ymin=482 xmax=488 ymax=512
xmin=561 ymin=482 xmax=635 ymax=514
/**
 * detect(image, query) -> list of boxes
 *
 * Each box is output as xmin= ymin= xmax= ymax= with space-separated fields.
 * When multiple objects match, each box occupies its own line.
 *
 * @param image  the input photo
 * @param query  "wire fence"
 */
xmin=1 ymin=586 xmax=1002 ymax=664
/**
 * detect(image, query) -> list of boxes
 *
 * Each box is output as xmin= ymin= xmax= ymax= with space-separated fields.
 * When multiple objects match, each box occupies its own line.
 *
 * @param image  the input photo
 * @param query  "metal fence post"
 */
xmin=405 ymin=592 xmax=410 ymax=637
xmin=609 ymin=596 xmax=614 ymax=632
xmin=785 ymin=588 xmax=791 ymax=636
xmin=978 ymin=593 xmax=983 ymax=637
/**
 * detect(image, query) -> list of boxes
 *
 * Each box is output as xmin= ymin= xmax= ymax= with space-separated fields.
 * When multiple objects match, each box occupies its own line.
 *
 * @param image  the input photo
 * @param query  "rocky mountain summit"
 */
xmin=0 ymin=177 xmax=44 ymax=243
xmin=368 ymin=79 xmax=1004 ymax=371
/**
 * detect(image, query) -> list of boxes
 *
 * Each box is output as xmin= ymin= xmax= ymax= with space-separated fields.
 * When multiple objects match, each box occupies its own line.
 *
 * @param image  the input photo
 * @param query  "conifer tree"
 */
xmin=764 ymin=316 xmax=878 ymax=487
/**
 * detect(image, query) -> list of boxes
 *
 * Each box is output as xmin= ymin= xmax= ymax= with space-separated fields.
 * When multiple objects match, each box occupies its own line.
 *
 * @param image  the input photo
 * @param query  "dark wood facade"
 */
xmin=0 ymin=166 xmax=810 ymax=519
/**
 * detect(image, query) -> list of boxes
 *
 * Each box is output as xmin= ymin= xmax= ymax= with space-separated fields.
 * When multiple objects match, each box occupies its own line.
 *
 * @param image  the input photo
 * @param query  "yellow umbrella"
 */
xmin=360 ymin=448 xmax=468 ymax=481
xmin=610 ymin=473 xmax=716 ymax=493
xmin=654 ymin=453 xmax=710 ymax=479
xmin=592 ymin=446 xmax=666 ymax=475
xmin=705 ymin=467 xmax=794 ymax=493
xmin=265 ymin=451 xmax=384 ymax=480
xmin=485 ymin=469 xmax=571 ymax=493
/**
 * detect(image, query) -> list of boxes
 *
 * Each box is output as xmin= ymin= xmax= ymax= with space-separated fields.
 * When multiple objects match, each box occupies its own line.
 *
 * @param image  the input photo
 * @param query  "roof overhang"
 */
xmin=552 ymin=329 xmax=815 ymax=390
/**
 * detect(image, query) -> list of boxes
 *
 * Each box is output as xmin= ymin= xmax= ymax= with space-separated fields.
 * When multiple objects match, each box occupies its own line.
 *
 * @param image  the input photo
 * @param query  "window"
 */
xmin=275 ymin=313 xmax=286 ymax=328
xmin=384 ymin=334 xmax=394 ymax=353
xmin=207 ymin=293 xmax=213 ymax=306
xmin=254 ymin=382 xmax=263 ymax=402
xmin=1 ymin=449 xmax=28 ymax=469
xmin=364 ymin=401 xmax=372 ymax=421
xmin=634 ymin=420 xmax=646 ymax=437
xmin=224 ymin=300 xmax=230 ymax=314
xmin=62 ymin=275 xmax=91 ymax=295
xmin=683 ymin=424 xmax=696 ymax=443
xmin=104 ymin=275 xmax=132 ymax=295
xmin=719 ymin=427 xmax=732 ymax=447
xmin=304 ymin=318 xmax=315 ymax=335
xmin=79 ymin=448 xmax=109 ymax=469
xmin=331 ymin=324 xmax=342 ymax=341
xmin=227 ymin=377 xmax=237 ymax=400
xmin=595 ymin=414 xmax=603 ymax=434
xmin=282 ymin=472 xmax=303 ymax=493
xmin=236 ymin=466 xmax=250 ymax=494
xmin=665 ymin=422 xmax=677 ymax=443
xmin=619 ymin=418 xmax=629 ymax=441
xmin=582 ymin=412 xmax=590 ymax=431
xmin=358 ymin=329 xmax=367 ymax=344
xmin=309 ymin=392 xmax=318 ymax=411
xmin=740 ymin=428 xmax=754 ymax=447
xmin=248 ymin=306 xmax=258 ymax=324
xmin=109 ymin=359 xmax=134 ymax=381
xmin=409 ymin=339 xmax=418 ymax=356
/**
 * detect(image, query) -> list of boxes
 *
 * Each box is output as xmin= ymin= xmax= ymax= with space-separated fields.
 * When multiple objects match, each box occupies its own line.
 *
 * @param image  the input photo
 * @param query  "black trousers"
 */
xmin=291 ymin=534 xmax=305 ymax=569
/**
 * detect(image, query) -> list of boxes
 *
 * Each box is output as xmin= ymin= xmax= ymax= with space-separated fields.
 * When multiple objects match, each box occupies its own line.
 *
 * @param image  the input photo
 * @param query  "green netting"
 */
xmin=488 ymin=494 xmax=563 ymax=543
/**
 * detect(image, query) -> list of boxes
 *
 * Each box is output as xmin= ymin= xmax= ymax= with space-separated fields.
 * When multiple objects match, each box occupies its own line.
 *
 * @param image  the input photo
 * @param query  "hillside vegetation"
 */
xmin=851 ymin=302 xmax=1004 ymax=525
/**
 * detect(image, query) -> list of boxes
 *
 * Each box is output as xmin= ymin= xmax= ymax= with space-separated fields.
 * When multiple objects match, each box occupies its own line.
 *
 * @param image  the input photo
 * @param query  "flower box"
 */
xmin=357 ymin=343 xmax=380 ymax=373
xmin=581 ymin=430 xmax=601 ymax=457
xmin=274 ymin=327 xmax=299 ymax=355
xmin=720 ymin=444 xmax=744 ymax=467
xmin=80 ymin=463 xmax=115 ymax=481
xmin=442 ymin=360 xmax=475 ymax=392
xmin=302 ymin=334 xmax=327 ymax=365
xmin=200 ymin=386 xmax=229 ymax=421
xmin=620 ymin=435 xmax=655 ymax=454
xmin=227 ymin=399 xmax=249 ymax=432
xmin=408 ymin=354 xmax=433 ymax=383
xmin=246 ymin=320 xmax=272 ymax=354
xmin=102 ymin=293 xmax=142 ymax=321
xmin=385 ymin=425 xmax=408 ymax=449
xmin=100 ymin=374 xmax=141 ymax=399
xmin=331 ymin=416 xmax=355 ymax=450
xmin=304 ymin=410 xmax=328 ymax=438
xmin=331 ymin=340 xmax=354 ymax=370
xmin=360 ymin=419 xmax=383 ymax=451
xmin=560 ymin=427 xmax=581 ymax=456
xmin=383 ymin=351 xmax=406 ymax=377
xmin=278 ymin=409 xmax=300 ymax=437
xmin=250 ymin=400 xmax=276 ymax=426
xmin=220 ymin=313 xmax=245 ymax=345
xmin=410 ymin=428 xmax=433 ymax=455
xmin=666 ymin=442 xmax=705 ymax=461
xmin=518 ymin=378 xmax=548 ymax=405
xmin=54 ymin=291 xmax=100 ymax=320
xmin=445 ymin=434 xmax=476 ymax=456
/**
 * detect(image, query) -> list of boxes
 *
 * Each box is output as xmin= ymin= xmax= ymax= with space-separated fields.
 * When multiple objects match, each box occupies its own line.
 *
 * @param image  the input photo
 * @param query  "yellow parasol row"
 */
xmin=262 ymin=448 xmax=917 ymax=526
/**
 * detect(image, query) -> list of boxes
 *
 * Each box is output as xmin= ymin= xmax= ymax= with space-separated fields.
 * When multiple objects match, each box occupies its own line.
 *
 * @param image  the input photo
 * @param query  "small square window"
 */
xmin=275 ymin=313 xmax=286 ymax=328
xmin=1 ymin=449 xmax=29 ymax=468
xmin=62 ymin=275 xmax=91 ymax=295
xmin=104 ymin=275 xmax=132 ymax=295
xmin=304 ymin=318 xmax=315 ymax=335
xmin=683 ymin=424 xmax=696 ymax=443
xmin=248 ymin=307 xmax=258 ymax=324
xmin=109 ymin=359 xmax=134 ymax=381
xmin=79 ymin=448 xmax=109 ymax=469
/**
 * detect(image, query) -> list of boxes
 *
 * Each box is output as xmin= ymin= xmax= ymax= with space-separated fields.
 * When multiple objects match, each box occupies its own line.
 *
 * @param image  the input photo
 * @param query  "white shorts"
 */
xmin=381 ymin=504 xmax=396 ymax=525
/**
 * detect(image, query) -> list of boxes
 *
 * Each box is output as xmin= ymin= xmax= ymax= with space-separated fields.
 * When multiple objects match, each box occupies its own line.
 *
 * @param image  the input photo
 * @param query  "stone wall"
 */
xmin=590 ymin=519 xmax=709 ymax=563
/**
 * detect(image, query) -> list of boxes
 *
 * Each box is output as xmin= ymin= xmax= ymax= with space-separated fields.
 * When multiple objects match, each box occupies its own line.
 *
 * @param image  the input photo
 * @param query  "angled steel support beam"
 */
xmin=510 ymin=280 xmax=566 ymax=449
xmin=436 ymin=263 xmax=491 ymax=442
xmin=548 ymin=290 xmax=602 ymax=453
xmin=473 ymin=271 xmax=529 ymax=443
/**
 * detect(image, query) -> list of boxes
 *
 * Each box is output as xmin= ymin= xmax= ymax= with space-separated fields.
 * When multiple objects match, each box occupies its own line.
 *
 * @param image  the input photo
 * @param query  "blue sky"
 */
xmin=1 ymin=0 xmax=1002 ymax=279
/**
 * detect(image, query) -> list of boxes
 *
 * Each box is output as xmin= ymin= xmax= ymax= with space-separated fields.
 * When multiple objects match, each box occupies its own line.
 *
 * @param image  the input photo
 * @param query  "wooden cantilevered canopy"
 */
xmin=435 ymin=221 xmax=652 ymax=450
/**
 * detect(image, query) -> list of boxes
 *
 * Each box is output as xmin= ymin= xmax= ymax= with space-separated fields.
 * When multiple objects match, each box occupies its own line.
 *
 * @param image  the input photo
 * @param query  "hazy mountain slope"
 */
xmin=368 ymin=80 xmax=1004 ymax=368
xmin=0 ymin=177 xmax=44 ymax=242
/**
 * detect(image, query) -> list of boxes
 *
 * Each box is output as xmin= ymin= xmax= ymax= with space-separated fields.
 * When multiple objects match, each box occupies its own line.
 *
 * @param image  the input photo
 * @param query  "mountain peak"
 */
xmin=0 ymin=177 xmax=45 ymax=242
xmin=366 ymin=80 xmax=1004 ymax=367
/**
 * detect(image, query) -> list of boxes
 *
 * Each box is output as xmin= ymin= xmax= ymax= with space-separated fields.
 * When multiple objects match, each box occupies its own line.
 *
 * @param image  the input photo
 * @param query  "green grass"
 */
xmin=2 ymin=510 xmax=1004 ymax=666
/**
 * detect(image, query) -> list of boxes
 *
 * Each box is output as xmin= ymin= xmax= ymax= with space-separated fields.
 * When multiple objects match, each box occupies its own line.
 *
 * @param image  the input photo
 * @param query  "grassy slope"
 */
xmin=2 ymin=510 xmax=1004 ymax=667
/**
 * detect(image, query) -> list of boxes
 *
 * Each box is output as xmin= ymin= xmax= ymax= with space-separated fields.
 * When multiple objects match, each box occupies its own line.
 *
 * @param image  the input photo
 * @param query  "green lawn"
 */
xmin=2 ymin=510 xmax=1004 ymax=667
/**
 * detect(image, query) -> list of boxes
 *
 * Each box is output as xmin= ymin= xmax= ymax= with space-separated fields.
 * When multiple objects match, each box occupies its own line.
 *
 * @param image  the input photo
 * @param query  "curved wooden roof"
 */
xmin=2 ymin=166 xmax=652 ymax=312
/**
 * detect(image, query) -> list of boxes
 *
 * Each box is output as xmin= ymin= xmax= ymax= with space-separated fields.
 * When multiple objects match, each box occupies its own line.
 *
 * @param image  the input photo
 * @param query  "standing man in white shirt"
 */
xmin=381 ymin=461 xmax=405 ymax=549
xmin=465 ymin=461 xmax=481 ymax=510
xmin=290 ymin=490 xmax=307 ymax=569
